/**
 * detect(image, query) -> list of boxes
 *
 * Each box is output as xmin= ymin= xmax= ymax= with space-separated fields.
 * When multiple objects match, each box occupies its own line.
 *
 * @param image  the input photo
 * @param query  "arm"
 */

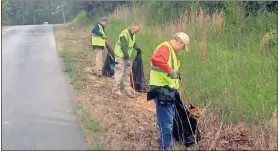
xmin=133 ymin=43 xmax=141 ymax=54
xmin=105 ymin=42 xmax=113 ymax=53
xmin=151 ymin=45 xmax=173 ymax=73
xmin=120 ymin=36 xmax=129 ymax=60
xmin=133 ymin=43 xmax=139 ymax=50
xmin=92 ymin=24 xmax=104 ymax=37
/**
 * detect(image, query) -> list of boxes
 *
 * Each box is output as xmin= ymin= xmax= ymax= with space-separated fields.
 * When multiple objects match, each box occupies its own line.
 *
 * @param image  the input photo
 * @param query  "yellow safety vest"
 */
xmin=92 ymin=23 xmax=106 ymax=47
xmin=149 ymin=41 xmax=180 ymax=89
xmin=114 ymin=28 xmax=136 ymax=58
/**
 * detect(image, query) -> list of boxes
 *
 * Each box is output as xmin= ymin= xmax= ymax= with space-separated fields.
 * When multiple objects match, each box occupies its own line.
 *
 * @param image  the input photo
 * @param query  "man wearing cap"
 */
xmin=91 ymin=17 xmax=109 ymax=76
xmin=148 ymin=32 xmax=190 ymax=150
xmin=113 ymin=23 xmax=141 ymax=98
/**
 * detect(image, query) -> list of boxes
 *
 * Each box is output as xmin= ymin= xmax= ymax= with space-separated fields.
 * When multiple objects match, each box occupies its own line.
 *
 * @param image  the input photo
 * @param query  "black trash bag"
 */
xmin=102 ymin=51 xmax=115 ymax=77
xmin=130 ymin=53 xmax=147 ymax=93
xmin=173 ymin=92 xmax=201 ymax=147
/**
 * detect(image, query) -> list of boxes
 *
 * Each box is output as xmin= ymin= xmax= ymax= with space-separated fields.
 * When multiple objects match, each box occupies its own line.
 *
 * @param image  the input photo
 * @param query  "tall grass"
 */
xmin=75 ymin=10 xmax=95 ymax=27
xmin=101 ymin=4 xmax=277 ymax=124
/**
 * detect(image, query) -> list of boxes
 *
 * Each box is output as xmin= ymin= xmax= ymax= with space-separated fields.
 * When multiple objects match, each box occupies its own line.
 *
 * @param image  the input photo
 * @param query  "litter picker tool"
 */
xmin=130 ymin=61 xmax=136 ymax=96
xmin=178 ymin=73 xmax=202 ymax=118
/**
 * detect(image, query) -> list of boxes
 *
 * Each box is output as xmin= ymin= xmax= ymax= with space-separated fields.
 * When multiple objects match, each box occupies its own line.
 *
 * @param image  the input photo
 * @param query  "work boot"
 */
xmin=185 ymin=144 xmax=197 ymax=150
xmin=113 ymin=89 xmax=123 ymax=96
xmin=95 ymin=70 xmax=102 ymax=77
xmin=91 ymin=72 xmax=97 ymax=76
xmin=124 ymin=89 xmax=136 ymax=98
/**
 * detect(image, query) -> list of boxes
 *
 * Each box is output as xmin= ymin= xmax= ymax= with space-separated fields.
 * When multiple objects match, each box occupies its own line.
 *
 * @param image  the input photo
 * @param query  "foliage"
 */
xmin=1 ymin=0 xmax=12 ymax=25
xmin=104 ymin=2 xmax=277 ymax=124
xmin=2 ymin=0 xmax=82 ymax=25
xmin=75 ymin=10 xmax=91 ymax=26
xmin=2 ymin=1 xmax=276 ymax=26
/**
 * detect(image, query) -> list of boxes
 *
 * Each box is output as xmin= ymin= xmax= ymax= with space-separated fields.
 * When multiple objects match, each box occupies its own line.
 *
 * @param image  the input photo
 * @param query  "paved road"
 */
xmin=2 ymin=25 xmax=88 ymax=150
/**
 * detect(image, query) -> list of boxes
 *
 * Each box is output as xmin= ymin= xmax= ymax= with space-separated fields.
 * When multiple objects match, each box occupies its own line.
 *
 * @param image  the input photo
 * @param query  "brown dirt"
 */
xmin=54 ymin=23 xmax=276 ymax=150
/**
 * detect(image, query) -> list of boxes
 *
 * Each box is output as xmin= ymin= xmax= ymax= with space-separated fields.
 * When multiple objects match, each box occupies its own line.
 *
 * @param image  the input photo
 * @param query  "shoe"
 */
xmin=95 ymin=70 xmax=102 ymax=77
xmin=91 ymin=72 xmax=97 ymax=75
xmin=114 ymin=89 xmax=123 ymax=96
xmin=124 ymin=89 xmax=136 ymax=98
xmin=96 ymin=74 xmax=102 ymax=78
xmin=185 ymin=144 xmax=197 ymax=150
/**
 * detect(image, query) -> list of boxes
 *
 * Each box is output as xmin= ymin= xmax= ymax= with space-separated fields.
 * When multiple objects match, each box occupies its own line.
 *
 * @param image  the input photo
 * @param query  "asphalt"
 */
xmin=2 ymin=25 xmax=88 ymax=150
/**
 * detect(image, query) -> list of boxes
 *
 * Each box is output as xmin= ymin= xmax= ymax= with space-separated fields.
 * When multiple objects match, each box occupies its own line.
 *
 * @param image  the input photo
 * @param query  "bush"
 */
xmin=73 ymin=1 xmax=277 ymax=124
xmin=104 ymin=4 xmax=277 ymax=124
xmin=75 ymin=10 xmax=91 ymax=26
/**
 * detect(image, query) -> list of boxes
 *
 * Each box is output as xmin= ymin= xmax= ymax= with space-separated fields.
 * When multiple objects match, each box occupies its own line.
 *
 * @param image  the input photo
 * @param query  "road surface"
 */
xmin=2 ymin=25 xmax=88 ymax=150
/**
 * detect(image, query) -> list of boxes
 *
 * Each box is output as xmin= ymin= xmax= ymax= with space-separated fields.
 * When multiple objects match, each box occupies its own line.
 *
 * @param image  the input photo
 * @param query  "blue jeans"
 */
xmin=154 ymin=98 xmax=175 ymax=150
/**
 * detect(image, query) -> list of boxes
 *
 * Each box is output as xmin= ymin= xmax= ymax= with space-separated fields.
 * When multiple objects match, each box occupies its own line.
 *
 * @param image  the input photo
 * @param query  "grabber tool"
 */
xmin=178 ymin=73 xmax=202 ymax=118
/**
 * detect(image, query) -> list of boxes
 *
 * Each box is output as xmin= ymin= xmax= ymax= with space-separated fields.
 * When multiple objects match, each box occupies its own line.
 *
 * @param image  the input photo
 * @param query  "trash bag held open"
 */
xmin=173 ymin=92 xmax=201 ymax=147
xmin=102 ymin=46 xmax=147 ymax=93
xmin=130 ymin=52 xmax=147 ymax=93
xmin=102 ymin=43 xmax=115 ymax=77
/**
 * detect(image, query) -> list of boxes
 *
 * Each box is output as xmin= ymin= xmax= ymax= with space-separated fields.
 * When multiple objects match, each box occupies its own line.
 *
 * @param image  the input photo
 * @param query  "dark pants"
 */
xmin=154 ymin=98 xmax=175 ymax=150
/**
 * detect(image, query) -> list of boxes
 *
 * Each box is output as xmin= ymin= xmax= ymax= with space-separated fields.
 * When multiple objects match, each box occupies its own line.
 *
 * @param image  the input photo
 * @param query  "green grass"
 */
xmin=59 ymin=46 xmax=86 ymax=90
xmin=101 ymin=7 xmax=277 ymax=124
xmin=87 ymin=120 xmax=103 ymax=132
xmin=75 ymin=10 xmax=93 ymax=26
xmin=55 ymin=26 xmax=105 ymax=150
xmin=91 ymin=143 xmax=104 ymax=151
xmin=77 ymin=103 xmax=104 ymax=150
xmin=59 ymin=49 xmax=76 ymax=73
xmin=71 ymin=4 xmax=277 ymax=124
xmin=74 ymin=81 xmax=84 ymax=90
xmin=78 ymin=104 xmax=103 ymax=132
xmin=90 ymin=141 xmax=105 ymax=150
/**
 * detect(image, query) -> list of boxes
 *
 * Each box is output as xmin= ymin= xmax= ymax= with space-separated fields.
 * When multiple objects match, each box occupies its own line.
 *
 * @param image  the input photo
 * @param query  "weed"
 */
xmin=91 ymin=143 xmax=104 ymax=150
xmin=87 ymin=120 xmax=103 ymax=132
xmin=105 ymin=5 xmax=277 ymax=124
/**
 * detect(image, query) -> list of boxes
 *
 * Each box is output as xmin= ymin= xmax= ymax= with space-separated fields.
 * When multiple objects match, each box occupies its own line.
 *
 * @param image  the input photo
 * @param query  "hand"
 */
xmin=169 ymin=70 xmax=179 ymax=79
xmin=185 ymin=99 xmax=192 ymax=106
xmin=102 ymin=36 xmax=108 ymax=39
xmin=124 ymin=59 xmax=131 ymax=66
xmin=136 ymin=48 xmax=142 ymax=54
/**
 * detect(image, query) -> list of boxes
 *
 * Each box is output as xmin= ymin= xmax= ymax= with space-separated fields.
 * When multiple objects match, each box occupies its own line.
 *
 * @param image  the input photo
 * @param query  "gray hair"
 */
xmin=131 ymin=23 xmax=140 ymax=28
xmin=173 ymin=34 xmax=181 ymax=41
xmin=100 ymin=17 xmax=108 ymax=22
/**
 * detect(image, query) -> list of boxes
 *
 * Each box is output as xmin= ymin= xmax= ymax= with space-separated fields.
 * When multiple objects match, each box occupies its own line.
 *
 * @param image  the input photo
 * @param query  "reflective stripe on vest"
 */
xmin=114 ymin=28 xmax=136 ymax=58
xmin=92 ymin=24 xmax=106 ymax=47
xmin=149 ymin=41 xmax=180 ymax=89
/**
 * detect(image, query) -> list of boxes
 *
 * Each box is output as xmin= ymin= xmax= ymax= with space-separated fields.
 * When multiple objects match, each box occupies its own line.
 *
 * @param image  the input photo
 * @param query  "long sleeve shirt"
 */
xmin=151 ymin=43 xmax=173 ymax=73
xmin=92 ymin=23 xmax=104 ymax=37
xmin=92 ymin=23 xmax=105 ymax=50
xmin=120 ymin=28 xmax=140 ymax=59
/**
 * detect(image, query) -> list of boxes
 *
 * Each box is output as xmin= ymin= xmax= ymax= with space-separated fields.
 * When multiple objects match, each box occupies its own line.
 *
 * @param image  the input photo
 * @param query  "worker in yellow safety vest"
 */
xmin=148 ymin=32 xmax=190 ymax=150
xmin=112 ymin=23 xmax=141 ymax=98
xmin=91 ymin=17 xmax=109 ymax=76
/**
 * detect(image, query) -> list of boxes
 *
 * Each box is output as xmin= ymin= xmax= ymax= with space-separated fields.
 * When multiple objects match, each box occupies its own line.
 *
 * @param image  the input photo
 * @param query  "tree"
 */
xmin=1 ymin=0 xmax=11 ymax=25
xmin=3 ymin=1 xmax=276 ymax=26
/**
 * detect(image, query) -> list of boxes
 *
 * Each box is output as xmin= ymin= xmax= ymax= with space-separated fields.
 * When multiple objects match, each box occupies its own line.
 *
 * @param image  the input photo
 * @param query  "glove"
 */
xmin=136 ymin=48 xmax=142 ymax=54
xmin=124 ymin=59 xmax=131 ymax=66
xmin=169 ymin=70 xmax=179 ymax=79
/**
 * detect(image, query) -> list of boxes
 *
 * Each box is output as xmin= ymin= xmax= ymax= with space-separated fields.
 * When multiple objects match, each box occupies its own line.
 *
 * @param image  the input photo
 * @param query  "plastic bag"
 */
xmin=102 ymin=50 xmax=115 ymax=77
xmin=130 ymin=53 xmax=147 ymax=93
xmin=173 ymin=92 xmax=201 ymax=147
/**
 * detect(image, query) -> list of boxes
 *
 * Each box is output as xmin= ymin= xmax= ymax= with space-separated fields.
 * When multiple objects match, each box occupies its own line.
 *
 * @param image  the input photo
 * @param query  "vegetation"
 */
xmin=1 ymin=0 xmax=80 ymax=25
xmin=72 ymin=1 xmax=277 ymax=124
xmin=52 ymin=1 xmax=277 ymax=149
xmin=3 ymin=0 xmax=276 ymax=123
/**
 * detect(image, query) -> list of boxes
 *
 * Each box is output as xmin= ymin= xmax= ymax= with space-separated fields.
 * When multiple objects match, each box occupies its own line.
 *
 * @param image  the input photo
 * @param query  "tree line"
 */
xmin=1 ymin=0 xmax=277 ymax=25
